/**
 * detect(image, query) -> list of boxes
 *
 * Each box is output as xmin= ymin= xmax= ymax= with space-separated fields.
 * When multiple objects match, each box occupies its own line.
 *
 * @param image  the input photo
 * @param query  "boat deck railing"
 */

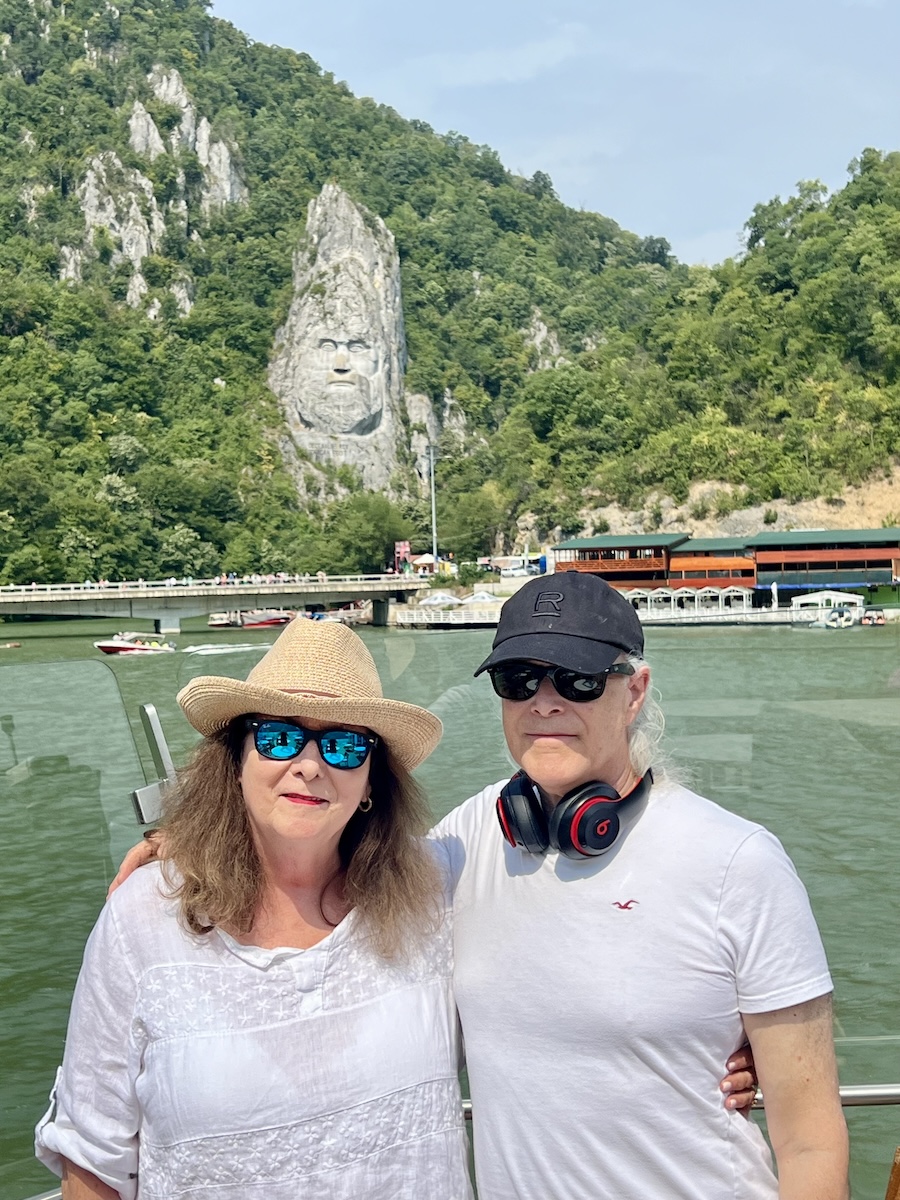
xmin=21 ymin=1086 xmax=900 ymax=1200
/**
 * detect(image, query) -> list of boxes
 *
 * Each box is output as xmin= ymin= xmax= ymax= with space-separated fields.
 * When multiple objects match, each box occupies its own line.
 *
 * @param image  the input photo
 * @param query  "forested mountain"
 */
xmin=0 ymin=0 xmax=898 ymax=581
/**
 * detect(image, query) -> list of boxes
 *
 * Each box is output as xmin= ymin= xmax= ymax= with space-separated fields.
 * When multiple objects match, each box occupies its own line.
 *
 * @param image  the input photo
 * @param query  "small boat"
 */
xmin=860 ymin=608 xmax=886 ymax=626
xmin=804 ymin=607 xmax=858 ymax=631
xmin=94 ymin=632 xmax=177 ymax=655
xmin=208 ymin=611 xmax=241 ymax=628
xmin=239 ymin=609 xmax=294 ymax=628
xmin=208 ymin=610 xmax=294 ymax=629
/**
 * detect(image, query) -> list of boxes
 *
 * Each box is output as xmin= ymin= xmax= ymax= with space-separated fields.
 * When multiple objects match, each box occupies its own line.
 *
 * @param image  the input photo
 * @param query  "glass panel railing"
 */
xmin=3 ymin=621 xmax=898 ymax=1200
xmin=359 ymin=622 xmax=900 ymax=1200
xmin=0 ymin=659 xmax=146 ymax=1200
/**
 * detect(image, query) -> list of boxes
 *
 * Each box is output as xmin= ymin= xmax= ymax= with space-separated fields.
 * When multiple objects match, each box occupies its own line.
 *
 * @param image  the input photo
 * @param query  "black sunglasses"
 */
xmin=487 ymin=661 xmax=635 ymax=703
xmin=246 ymin=719 xmax=378 ymax=770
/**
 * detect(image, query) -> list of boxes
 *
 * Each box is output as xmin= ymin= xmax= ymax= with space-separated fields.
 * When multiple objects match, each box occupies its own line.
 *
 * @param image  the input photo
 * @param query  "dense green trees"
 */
xmin=0 ymin=0 xmax=898 ymax=584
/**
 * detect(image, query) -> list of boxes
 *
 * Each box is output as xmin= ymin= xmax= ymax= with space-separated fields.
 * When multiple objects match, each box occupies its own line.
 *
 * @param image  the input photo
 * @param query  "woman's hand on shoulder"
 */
xmin=107 ymin=830 xmax=168 ymax=898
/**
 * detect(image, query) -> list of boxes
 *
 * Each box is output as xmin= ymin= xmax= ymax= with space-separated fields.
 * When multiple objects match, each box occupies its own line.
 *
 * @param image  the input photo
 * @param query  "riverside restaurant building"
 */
xmin=552 ymin=529 xmax=900 ymax=600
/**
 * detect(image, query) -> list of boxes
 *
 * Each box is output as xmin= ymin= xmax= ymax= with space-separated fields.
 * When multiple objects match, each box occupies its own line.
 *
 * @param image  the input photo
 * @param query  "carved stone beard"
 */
xmin=315 ymin=370 xmax=379 ymax=435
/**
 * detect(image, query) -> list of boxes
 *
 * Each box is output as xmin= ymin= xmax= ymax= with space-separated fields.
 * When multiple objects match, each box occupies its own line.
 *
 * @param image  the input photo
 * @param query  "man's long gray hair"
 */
xmin=625 ymin=654 xmax=680 ymax=783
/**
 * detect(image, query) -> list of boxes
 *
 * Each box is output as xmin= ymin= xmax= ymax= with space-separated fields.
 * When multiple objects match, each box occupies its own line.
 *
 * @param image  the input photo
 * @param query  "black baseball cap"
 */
xmin=474 ymin=572 xmax=645 ymax=676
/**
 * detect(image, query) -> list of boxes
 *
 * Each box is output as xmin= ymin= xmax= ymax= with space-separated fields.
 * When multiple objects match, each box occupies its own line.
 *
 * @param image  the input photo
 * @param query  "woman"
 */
xmin=36 ymin=618 xmax=473 ymax=1199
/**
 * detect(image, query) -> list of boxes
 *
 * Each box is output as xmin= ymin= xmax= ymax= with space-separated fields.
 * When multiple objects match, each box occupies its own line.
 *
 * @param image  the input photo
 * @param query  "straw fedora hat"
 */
xmin=177 ymin=618 xmax=442 ymax=771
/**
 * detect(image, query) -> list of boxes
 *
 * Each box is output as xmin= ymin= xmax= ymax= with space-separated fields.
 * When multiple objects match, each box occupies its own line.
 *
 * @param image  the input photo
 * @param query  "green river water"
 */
xmin=0 ymin=616 xmax=898 ymax=1199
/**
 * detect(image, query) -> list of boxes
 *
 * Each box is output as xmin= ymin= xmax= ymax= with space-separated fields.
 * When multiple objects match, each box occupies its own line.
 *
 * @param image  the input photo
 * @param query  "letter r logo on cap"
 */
xmin=533 ymin=592 xmax=564 ymax=617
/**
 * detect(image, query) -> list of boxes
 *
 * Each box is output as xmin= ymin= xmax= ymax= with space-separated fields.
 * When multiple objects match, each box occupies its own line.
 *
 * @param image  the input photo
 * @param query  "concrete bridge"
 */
xmin=0 ymin=575 xmax=432 ymax=633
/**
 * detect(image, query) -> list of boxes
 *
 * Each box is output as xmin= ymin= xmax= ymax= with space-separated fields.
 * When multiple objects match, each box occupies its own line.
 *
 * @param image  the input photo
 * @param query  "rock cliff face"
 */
xmin=269 ymin=184 xmax=413 ymax=492
xmin=128 ymin=100 xmax=165 ymax=162
xmin=62 ymin=65 xmax=249 ymax=312
xmin=67 ymin=151 xmax=165 ymax=304
xmin=145 ymin=66 xmax=249 ymax=213
xmin=524 ymin=308 xmax=566 ymax=370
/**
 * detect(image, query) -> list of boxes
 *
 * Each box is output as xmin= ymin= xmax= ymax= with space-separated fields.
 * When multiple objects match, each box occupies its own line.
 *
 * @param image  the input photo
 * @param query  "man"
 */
xmin=431 ymin=571 xmax=848 ymax=1200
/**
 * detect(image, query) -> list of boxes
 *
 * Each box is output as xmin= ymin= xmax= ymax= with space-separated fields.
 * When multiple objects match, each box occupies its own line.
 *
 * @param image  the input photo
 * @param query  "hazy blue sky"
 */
xmin=211 ymin=0 xmax=900 ymax=264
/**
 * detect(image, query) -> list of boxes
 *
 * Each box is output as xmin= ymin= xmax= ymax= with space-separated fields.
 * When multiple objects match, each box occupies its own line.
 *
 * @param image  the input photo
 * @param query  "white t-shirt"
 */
xmin=431 ymin=778 xmax=833 ymax=1200
xmin=35 ymin=862 xmax=473 ymax=1200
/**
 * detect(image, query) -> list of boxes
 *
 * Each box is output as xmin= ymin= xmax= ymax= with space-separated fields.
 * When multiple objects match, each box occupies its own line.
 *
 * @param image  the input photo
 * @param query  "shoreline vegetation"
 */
xmin=0 ymin=1 xmax=899 ymax=585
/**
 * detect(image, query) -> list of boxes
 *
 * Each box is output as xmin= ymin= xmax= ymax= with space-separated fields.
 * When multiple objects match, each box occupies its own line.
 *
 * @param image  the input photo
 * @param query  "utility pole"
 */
xmin=429 ymin=444 xmax=438 ymax=564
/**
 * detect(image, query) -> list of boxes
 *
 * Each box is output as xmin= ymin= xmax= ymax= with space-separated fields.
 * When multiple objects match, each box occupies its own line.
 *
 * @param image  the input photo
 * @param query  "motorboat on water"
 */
xmin=861 ymin=608 xmax=887 ymax=626
xmin=208 ymin=609 xmax=294 ymax=629
xmin=93 ymin=632 xmax=177 ymax=655
xmin=240 ymin=609 xmax=294 ymax=628
xmin=803 ymin=607 xmax=859 ymax=630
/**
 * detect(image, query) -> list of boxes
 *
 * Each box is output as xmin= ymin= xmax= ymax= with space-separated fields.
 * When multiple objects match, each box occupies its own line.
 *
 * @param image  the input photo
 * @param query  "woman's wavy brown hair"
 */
xmin=160 ymin=719 xmax=442 ymax=960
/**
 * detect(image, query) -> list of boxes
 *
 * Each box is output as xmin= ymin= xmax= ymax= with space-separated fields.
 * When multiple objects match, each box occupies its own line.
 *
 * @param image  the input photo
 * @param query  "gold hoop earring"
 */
xmin=358 ymin=796 xmax=373 ymax=813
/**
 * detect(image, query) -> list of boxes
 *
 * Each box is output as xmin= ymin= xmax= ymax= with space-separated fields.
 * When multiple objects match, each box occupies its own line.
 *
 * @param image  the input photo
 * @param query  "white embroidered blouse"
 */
xmin=35 ymin=862 xmax=472 ymax=1200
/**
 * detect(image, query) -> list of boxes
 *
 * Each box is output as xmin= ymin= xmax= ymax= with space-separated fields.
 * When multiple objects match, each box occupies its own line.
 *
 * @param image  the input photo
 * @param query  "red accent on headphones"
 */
xmin=496 ymin=771 xmax=653 ymax=860
xmin=496 ymin=799 xmax=517 ymax=847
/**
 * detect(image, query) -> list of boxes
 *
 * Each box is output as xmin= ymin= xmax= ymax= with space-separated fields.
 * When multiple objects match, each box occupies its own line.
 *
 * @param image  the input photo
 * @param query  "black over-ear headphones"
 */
xmin=496 ymin=770 xmax=653 ymax=859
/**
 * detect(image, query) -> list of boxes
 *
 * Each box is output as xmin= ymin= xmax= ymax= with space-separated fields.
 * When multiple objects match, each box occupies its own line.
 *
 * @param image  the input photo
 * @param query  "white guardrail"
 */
xmin=0 ymin=573 xmax=418 ymax=595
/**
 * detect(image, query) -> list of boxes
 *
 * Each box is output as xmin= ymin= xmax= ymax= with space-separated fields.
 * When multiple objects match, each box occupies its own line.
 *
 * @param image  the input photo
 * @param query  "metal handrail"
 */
xmin=20 ymin=1086 xmax=900 ymax=1198
xmin=831 ymin=1084 xmax=900 ymax=1107
xmin=459 ymin=1085 xmax=900 ymax=1119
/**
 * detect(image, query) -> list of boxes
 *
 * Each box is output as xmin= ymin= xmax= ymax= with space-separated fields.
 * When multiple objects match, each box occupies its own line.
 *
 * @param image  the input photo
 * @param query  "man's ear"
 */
xmin=625 ymin=664 xmax=651 ymax=725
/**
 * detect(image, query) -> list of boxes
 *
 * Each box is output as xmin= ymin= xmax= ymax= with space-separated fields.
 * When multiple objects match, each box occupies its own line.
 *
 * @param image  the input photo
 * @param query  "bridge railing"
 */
xmin=0 ymin=574 xmax=427 ymax=596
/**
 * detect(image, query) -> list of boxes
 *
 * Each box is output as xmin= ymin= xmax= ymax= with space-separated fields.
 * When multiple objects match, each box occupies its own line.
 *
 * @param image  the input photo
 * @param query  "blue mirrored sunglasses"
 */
xmin=246 ymin=719 xmax=378 ymax=770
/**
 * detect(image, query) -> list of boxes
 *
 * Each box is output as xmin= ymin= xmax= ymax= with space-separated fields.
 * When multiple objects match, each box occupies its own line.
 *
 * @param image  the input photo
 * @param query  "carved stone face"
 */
xmin=291 ymin=260 xmax=386 ymax=436
xmin=296 ymin=327 xmax=382 ymax=435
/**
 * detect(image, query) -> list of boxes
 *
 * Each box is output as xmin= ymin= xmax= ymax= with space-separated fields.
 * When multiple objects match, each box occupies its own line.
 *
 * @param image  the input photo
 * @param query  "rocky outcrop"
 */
xmin=62 ymin=61 xmax=249 ymax=312
xmin=128 ymin=101 xmax=165 ymax=161
xmin=144 ymin=66 xmax=248 ymax=214
xmin=170 ymin=274 xmax=194 ymax=316
xmin=78 ymin=151 xmax=165 ymax=306
xmin=148 ymin=65 xmax=196 ymax=151
xmin=20 ymin=183 xmax=50 ymax=222
xmin=58 ymin=152 xmax=164 ymax=306
xmin=269 ymin=184 xmax=408 ymax=492
xmin=576 ymin=467 xmax=900 ymax=540
xmin=441 ymin=389 xmax=468 ymax=445
xmin=405 ymin=392 xmax=440 ymax=484
xmin=59 ymin=245 xmax=83 ymax=284
xmin=196 ymin=117 xmax=248 ymax=212
xmin=524 ymin=308 xmax=566 ymax=371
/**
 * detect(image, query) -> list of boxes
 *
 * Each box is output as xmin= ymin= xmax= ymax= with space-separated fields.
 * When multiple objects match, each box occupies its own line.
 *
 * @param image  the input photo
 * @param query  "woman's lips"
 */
xmin=282 ymin=793 xmax=327 ymax=806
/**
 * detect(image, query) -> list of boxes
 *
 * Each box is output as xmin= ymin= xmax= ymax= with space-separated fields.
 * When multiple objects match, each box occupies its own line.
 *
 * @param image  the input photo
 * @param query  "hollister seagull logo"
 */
xmin=612 ymin=900 xmax=639 ymax=910
xmin=533 ymin=592 xmax=564 ymax=617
